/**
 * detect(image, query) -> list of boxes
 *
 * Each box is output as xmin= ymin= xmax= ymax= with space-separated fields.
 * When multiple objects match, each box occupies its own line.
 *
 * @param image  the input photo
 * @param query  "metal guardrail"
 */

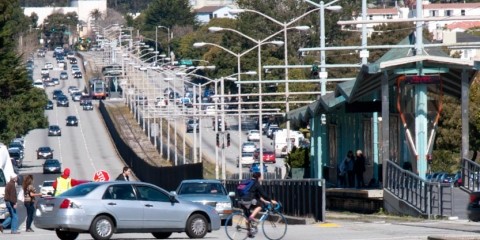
xmin=224 ymin=178 xmax=325 ymax=222
xmin=385 ymin=160 xmax=453 ymax=218
xmin=461 ymin=158 xmax=480 ymax=193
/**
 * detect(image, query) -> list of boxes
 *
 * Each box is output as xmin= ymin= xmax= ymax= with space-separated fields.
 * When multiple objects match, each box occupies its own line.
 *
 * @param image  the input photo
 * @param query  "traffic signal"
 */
xmin=311 ymin=63 xmax=319 ymax=77
xmin=227 ymin=133 xmax=231 ymax=147
xmin=216 ymin=133 xmax=220 ymax=147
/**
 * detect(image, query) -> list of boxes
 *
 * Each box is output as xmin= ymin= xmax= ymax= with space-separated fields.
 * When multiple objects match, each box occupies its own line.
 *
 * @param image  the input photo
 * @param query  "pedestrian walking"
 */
xmin=0 ymin=173 xmax=20 ymax=234
xmin=22 ymin=175 xmax=42 ymax=232
xmin=344 ymin=150 xmax=355 ymax=188
xmin=116 ymin=166 xmax=131 ymax=181
xmin=354 ymin=150 xmax=366 ymax=188
xmin=53 ymin=168 xmax=80 ymax=196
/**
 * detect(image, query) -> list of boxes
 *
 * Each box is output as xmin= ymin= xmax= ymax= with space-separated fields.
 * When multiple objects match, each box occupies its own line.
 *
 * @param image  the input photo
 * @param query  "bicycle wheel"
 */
xmin=262 ymin=212 xmax=287 ymax=240
xmin=225 ymin=212 xmax=250 ymax=240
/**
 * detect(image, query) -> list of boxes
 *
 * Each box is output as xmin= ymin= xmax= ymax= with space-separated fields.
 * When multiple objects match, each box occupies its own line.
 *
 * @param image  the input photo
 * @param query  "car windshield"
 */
xmin=178 ymin=182 xmax=226 ymax=195
xmin=45 ymin=160 xmax=58 ymax=165
xmin=61 ymin=183 xmax=98 ymax=197
xmin=242 ymin=152 xmax=254 ymax=157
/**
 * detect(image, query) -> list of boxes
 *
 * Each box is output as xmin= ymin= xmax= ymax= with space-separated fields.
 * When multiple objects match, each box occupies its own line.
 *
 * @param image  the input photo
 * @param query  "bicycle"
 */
xmin=225 ymin=202 xmax=287 ymax=240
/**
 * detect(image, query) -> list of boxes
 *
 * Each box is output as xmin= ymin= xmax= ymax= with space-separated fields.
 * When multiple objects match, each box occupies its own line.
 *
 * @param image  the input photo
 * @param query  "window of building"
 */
xmin=387 ymin=14 xmax=393 ymax=19
xmin=461 ymin=10 xmax=466 ymax=16
xmin=369 ymin=15 xmax=373 ymax=20
xmin=445 ymin=10 xmax=452 ymax=17
xmin=430 ymin=10 xmax=438 ymax=17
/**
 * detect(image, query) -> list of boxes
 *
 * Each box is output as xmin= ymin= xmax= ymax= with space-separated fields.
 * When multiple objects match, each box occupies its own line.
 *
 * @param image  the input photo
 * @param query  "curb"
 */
xmin=428 ymin=236 xmax=480 ymax=240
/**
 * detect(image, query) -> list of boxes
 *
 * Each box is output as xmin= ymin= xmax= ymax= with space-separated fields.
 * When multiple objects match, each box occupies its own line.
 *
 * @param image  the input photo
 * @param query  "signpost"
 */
xmin=93 ymin=170 xmax=110 ymax=182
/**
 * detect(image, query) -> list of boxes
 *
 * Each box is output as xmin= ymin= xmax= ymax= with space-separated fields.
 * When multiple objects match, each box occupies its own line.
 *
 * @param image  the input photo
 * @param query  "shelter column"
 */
xmin=381 ymin=72 xmax=390 ymax=186
xmin=461 ymin=70 xmax=469 ymax=159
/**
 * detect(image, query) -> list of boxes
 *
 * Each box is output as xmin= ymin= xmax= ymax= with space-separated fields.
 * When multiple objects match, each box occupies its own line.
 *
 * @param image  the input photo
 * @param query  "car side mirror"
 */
xmin=170 ymin=191 xmax=177 ymax=196
xmin=228 ymin=192 xmax=235 ymax=197
xmin=169 ymin=194 xmax=177 ymax=203
xmin=38 ymin=185 xmax=42 ymax=188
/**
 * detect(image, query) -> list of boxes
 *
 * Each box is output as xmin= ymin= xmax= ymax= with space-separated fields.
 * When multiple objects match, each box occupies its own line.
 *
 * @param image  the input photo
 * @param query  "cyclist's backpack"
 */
xmin=236 ymin=179 xmax=255 ymax=198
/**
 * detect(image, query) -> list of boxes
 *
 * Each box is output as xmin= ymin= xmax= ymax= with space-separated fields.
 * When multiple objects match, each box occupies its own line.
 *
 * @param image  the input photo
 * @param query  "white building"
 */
xmin=190 ymin=0 xmax=235 ymax=9
xmin=354 ymin=7 xmax=410 ymax=36
xmin=23 ymin=0 xmax=107 ymax=26
xmin=195 ymin=6 xmax=235 ymax=24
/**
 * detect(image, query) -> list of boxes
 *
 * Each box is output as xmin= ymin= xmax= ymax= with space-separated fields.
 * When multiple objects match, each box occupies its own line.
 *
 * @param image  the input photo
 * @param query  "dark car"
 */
xmin=57 ymin=95 xmax=69 ymax=107
xmin=83 ymin=100 xmax=93 ymax=111
xmin=66 ymin=115 xmax=79 ymax=126
xmin=186 ymin=118 xmax=199 ymax=133
xmin=468 ymin=191 xmax=480 ymax=221
xmin=9 ymin=142 xmax=24 ymax=154
xmin=43 ymin=159 xmax=61 ymax=174
xmin=36 ymin=146 xmax=53 ymax=159
xmin=60 ymin=71 xmax=68 ymax=80
xmin=80 ymin=95 xmax=92 ymax=106
xmin=52 ymin=89 xmax=63 ymax=100
xmin=48 ymin=125 xmax=61 ymax=136
xmin=45 ymin=100 xmax=53 ymax=110
xmin=8 ymin=147 xmax=23 ymax=168
xmin=73 ymin=71 xmax=82 ymax=79
xmin=70 ymin=58 xmax=77 ymax=64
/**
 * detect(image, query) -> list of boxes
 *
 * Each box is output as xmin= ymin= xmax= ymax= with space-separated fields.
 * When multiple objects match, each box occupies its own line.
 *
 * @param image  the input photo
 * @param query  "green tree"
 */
xmin=137 ymin=0 xmax=197 ymax=54
xmin=0 ymin=0 xmax=48 ymax=142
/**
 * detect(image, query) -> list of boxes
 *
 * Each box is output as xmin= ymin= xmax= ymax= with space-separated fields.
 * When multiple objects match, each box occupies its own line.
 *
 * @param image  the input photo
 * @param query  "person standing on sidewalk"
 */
xmin=0 ymin=173 xmax=20 ymax=234
xmin=354 ymin=150 xmax=366 ymax=188
xmin=22 ymin=175 xmax=42 ymax=232
xmin=116 ymin=167 xmax=131 ymax=181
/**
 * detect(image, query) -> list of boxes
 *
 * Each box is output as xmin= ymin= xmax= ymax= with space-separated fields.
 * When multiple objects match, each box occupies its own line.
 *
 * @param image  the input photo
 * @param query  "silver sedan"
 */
xmin=34 ymin=181 xmax=221 ymax=240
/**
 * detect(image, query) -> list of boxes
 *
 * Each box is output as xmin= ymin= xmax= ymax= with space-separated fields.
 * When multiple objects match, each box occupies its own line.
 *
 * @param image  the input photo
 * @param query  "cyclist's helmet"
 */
xmin=252 ymin=171 xmax=261 ymax=179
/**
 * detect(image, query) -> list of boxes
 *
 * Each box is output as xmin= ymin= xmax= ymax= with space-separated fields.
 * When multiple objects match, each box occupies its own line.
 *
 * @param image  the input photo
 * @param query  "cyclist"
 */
xmin=239 ymin=170 xmax=277 ymax=236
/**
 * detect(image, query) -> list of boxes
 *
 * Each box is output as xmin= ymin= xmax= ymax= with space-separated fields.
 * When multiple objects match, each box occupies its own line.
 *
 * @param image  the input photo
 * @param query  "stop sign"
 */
xmin=93 ymin=170 xmax=110 ymax=182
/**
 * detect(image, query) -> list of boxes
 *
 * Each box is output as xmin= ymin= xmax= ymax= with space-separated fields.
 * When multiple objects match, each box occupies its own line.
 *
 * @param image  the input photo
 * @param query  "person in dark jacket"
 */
xmin=354 ymin=150 xmax=366 ymax=188
xmin=116 ymin=167 xmax=131 ymax=181
xmin=240 ymin=171 xmax=277 ymax=222
xmin=1 ymin=173 xmax=20 ymax=234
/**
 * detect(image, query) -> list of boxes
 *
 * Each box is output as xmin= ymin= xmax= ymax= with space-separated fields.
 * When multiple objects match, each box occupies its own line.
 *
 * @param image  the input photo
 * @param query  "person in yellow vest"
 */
xmin=53 ymin=168 xmax=80 ymax=196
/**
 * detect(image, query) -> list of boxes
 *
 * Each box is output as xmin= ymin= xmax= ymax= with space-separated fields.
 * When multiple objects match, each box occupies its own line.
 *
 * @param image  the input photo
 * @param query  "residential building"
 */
xmin=195 ymin=6 xmax=235 ymax=24
xmin=190 ymin=0 xmax=235 ymax=9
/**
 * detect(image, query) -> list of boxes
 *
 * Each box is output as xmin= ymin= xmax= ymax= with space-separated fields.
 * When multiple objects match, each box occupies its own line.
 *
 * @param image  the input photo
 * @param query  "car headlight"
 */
xmin=216 ymin=202 xmax=232 ymax=210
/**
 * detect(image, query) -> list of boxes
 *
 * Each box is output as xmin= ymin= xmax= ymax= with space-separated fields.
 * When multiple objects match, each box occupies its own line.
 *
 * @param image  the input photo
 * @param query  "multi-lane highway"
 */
xmin=22 ymin=51 xmax=125 ymax=185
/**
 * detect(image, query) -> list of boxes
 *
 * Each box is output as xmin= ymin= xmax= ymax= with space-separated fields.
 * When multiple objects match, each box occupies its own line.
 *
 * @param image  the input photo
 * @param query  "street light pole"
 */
xmin=155 ymin=26 xmax=158 ymax=63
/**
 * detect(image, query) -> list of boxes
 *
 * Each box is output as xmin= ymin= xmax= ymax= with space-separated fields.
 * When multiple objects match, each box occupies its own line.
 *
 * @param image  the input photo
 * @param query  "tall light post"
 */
xmin=303 ymin=0 xmax=342 ymax=180
xmin=177 ymin=71 xmax=256 ymax=179
xmin=208 ymin=26 xmax=309 ymax=175
xmin=193 ymin=40 xmax=284 ymax=177
xmin=229 ymin=7 xmax=324 ymax=173
xmin=156 ymin=25 xmax=171 ymax=62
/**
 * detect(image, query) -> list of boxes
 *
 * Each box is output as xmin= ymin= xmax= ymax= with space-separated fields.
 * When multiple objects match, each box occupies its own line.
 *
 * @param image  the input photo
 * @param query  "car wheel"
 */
xmin=151 ymin=232 xmax=172 ymax=239
xmin=185 ymin=214 xmax=208 ymax=238
xmin=89 ymin=215 xmax=114 ymax=240
xmin=55 ymin=229 xmax=79 ymax=240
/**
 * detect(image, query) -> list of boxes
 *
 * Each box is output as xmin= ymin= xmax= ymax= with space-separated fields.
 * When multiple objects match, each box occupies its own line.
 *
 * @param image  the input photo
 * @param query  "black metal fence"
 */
xmin=385 ymin=160 xmax=453 ymax=218
xmin=98 ymin=100 xmax=202 ymax=191
xmin=461 ymin=158 xmax=480 ymax=193
xmin=224 ymin=178 xmax=325 ymax=222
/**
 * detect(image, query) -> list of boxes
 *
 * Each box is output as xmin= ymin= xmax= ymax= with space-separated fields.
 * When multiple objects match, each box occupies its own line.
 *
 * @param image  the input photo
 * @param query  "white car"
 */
xmin=239 ymin=151 xmax=255 ymax=166
xmin=33 ymin=80 xmax=44 ymax=89
xmin=247 ymin=130 xmax=261 ymax=141
xmin=242 ymin=141 xmax=257 ymax=153
xmin=41 ymin=68 xmax=49 ymax=75
xmin=44 ymin=62 xmax=54 ymax=70
xmin=205 ymin=105 xmax=216 ymax=115
xmin=38 ymin=180 xmax=55 ymax=196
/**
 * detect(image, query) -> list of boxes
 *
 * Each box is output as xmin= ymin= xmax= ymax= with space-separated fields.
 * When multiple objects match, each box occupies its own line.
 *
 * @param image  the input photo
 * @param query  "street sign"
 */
xmin=179 ymin=59 xmax=193 ymax=66
xmin=93 ymin=170 xmax=110 ymax=182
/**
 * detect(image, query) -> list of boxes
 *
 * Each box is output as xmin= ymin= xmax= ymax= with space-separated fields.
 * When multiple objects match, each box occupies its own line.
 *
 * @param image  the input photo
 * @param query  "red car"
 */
xmin=254 ymin=148 xmax=276 ymax=164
